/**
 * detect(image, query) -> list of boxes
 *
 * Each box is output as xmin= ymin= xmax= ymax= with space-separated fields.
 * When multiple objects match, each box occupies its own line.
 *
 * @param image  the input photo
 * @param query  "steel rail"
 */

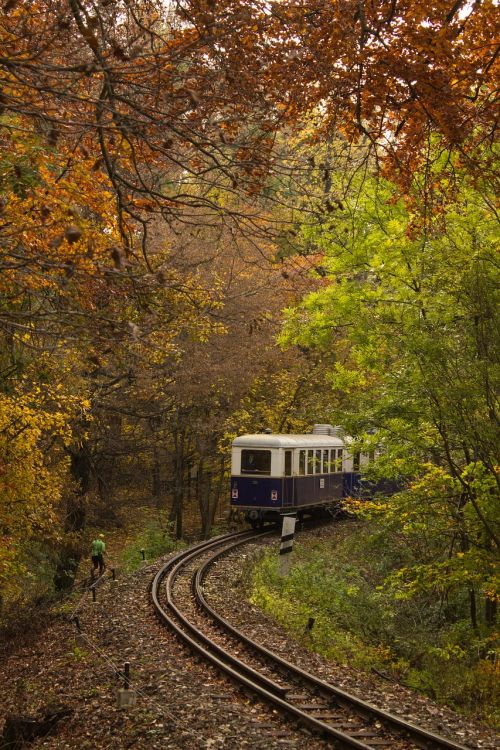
xmin=195 ymin=539 xmax=471 ymax=750
xmin=152 ymin=530 xmax=376 ymax=749
xmin=154 ymin=529 xmax=293 ymax=696
xmin=152 ymin=530 xmax=470 ymax=750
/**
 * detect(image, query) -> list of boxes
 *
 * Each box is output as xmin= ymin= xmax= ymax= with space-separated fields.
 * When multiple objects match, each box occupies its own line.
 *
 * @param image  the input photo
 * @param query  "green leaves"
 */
xmin=280 ymin=155 xmax=499 ymax=629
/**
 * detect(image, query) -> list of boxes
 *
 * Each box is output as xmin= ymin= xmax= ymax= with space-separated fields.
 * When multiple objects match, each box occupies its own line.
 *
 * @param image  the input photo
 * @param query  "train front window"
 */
xmin=241 ymin=450 xmax=271 ymax=475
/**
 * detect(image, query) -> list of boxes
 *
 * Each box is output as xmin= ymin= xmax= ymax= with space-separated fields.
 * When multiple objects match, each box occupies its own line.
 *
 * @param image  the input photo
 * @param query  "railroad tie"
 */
xmin=308 ymin=712 xmax=341 ymax=720
xmin=294 ymin=703 xmax=333 ymax=710
xmin=285 ymin=694 xmax=310 ymax=702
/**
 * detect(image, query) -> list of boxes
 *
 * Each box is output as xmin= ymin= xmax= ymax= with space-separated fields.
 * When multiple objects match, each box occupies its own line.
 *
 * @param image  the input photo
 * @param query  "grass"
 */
xmin=120 ymin=514 xmax=183 ymax=572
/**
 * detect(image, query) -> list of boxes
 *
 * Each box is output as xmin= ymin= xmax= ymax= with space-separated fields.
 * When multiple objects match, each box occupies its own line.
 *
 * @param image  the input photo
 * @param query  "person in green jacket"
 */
xmin=91 ymin=534 xmax=106 ymax=577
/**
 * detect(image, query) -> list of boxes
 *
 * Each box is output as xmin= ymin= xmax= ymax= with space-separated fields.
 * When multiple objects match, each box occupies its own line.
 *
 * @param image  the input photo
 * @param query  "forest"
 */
xmin=0 ymin=0 xmax=498 ymax=722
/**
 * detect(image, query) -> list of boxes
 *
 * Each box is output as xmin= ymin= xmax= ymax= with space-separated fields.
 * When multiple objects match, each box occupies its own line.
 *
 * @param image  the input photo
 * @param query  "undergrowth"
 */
xmin=249 ymin=522 xmax=499 ymax=726
xmin=121 ymin=515 xmax=181 ymax=572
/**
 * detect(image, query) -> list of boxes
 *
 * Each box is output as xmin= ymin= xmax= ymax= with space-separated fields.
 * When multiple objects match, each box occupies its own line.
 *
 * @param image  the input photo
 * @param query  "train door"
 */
xmin=283 ymin=450 xmax=294 ymax=506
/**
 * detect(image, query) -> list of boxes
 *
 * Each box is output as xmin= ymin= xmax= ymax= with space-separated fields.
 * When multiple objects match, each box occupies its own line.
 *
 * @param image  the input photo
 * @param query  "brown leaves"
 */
xmin=91 ymin=157 xmax=104 ymax=172
xmin=3 ymin=0 xmax=19 ymax=12
xmin=109 ymin=245 xmax=124 ymax=269
xmin=40 ymin=204 xmax=51 ymax=221
xmin=184 ymin=88 xmax=201 ymax=109
xmin=47 ymin=126 xmax=59 ymax=146
xmin=111 ymin=43 xmax=128 ymax=60
xmin=64 ymin=226 xmax=83 ymax=244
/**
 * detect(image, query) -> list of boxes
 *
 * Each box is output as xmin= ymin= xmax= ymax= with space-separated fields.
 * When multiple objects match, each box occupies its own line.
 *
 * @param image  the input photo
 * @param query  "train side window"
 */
xmin=307 ymin=450 xmax=315 ymax=474
xmin=241 ymin=450 xmax=271 ymax=475
xmin=299 ymin=450 xmax=306 ymax=475
xmin=353 ymin=451 xmax=360 ymax=471
xmin=322 ymin=449 xmax=329 ymax=474
xmin=284 ymin=450 xmax=292 ymax=476
xmin=315 ymin=449 xmax=322 ymax=474
xmin=337 ymin=449 xmax=344 ymax=471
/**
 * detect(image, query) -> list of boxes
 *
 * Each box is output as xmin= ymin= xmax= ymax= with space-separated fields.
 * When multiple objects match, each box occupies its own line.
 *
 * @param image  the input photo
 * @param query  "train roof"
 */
xmin=232 ymin=433 xmax=345 ymax=448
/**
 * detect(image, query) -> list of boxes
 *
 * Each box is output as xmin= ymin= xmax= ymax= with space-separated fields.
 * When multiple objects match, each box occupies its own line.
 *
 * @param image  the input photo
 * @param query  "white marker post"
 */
xmin=279 ymin=514 xmax=297 ymax=577
xmin=117 ymin=662 xmax=137 ymax=709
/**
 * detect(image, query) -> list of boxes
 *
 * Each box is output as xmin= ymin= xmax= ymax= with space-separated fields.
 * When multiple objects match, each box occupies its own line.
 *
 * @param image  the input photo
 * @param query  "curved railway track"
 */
xmin=151 ymin=530 xmax=471 ymax=750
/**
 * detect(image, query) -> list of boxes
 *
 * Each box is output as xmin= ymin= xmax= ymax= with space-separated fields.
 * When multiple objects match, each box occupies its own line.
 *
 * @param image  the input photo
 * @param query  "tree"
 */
xmin=0 ymin=0 xmax=282 ymax=271
xmin=281 ymin=159 xmax=499 ymax=628
xmin=1 ymin=0 xmax=497 ymax=627
xmin=179 ymin=0 xmax=499 ymax=188
xmin=0 ymin=369 xmax=86 ymax=621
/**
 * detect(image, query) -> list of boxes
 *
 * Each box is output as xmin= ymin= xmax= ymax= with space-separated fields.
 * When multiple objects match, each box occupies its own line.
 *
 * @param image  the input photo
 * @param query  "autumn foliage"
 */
xmin=0 ymin=0 xmax=498 ymax=659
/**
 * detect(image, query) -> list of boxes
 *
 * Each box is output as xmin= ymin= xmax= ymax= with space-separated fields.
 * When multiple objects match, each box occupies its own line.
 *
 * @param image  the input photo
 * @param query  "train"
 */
xmin=229 ymin=424 xmax=377 ymax=526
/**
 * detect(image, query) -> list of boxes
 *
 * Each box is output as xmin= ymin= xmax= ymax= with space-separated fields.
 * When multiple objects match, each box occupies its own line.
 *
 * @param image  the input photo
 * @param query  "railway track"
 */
xmin=151 ymin=530 xmax=472 ymax=750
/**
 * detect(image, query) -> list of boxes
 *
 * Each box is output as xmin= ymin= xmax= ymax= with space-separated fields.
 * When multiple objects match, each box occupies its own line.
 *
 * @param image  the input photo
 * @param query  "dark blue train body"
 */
xmin=230 ymin=425 xmax=370 ymax=525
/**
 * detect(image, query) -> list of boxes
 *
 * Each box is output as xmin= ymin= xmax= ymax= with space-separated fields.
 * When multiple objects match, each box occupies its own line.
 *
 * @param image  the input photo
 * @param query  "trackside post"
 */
xmin=72 ymin=616 xmax=86 ymax=647
xmin=117 ymin=662 xmax=137 ymax=709
xmin=279 ymin=513 xmax=296 ymax=576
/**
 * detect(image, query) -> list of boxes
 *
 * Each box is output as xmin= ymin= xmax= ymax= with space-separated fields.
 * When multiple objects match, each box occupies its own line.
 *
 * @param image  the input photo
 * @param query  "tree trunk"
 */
xmin=152 ymin=445 xmax=162 ymax=502
xmin=207 ymin=456 xmax=227 ymax=535
xmin=201 ymin=471 xmax=213 ymax=539
xmin=485 ymin=596 xmax=497 ymax=627
xmin=169 ymin=425 xmax=186 ymax=539
xmin=469 ymin=588 xmax=479 ymax=632
xmin=54 ymin=443 xmax=91 ymax=591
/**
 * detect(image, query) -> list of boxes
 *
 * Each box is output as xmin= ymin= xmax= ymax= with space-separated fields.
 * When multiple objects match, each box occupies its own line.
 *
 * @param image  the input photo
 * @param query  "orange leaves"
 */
xmin=0 ymin=122 xmax=122 ymax=295
xmin=0 ymin=0 xmax=495 ymax=265
xmin=132 ymin=197 xmax=156 ymax=213
xmin=175 ymin=0 xmax=498 ymax=188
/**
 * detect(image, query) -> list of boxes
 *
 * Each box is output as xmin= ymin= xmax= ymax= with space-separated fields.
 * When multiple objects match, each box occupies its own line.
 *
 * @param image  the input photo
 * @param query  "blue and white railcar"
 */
xmin=230 ymin=425 xmax=365 ymax=524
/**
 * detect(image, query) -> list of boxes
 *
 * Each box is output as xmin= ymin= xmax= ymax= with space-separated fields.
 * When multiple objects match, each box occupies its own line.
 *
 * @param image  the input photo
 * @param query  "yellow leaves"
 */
xmin=0 ymin=376 xmax=90 ymax=610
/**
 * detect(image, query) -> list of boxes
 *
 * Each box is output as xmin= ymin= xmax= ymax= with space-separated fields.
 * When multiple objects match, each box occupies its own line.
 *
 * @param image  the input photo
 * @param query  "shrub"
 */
xmin=249 ymin=522 xmax=499 ymax=725
xmin=121 ymin=517 xmax=180 ymax=572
